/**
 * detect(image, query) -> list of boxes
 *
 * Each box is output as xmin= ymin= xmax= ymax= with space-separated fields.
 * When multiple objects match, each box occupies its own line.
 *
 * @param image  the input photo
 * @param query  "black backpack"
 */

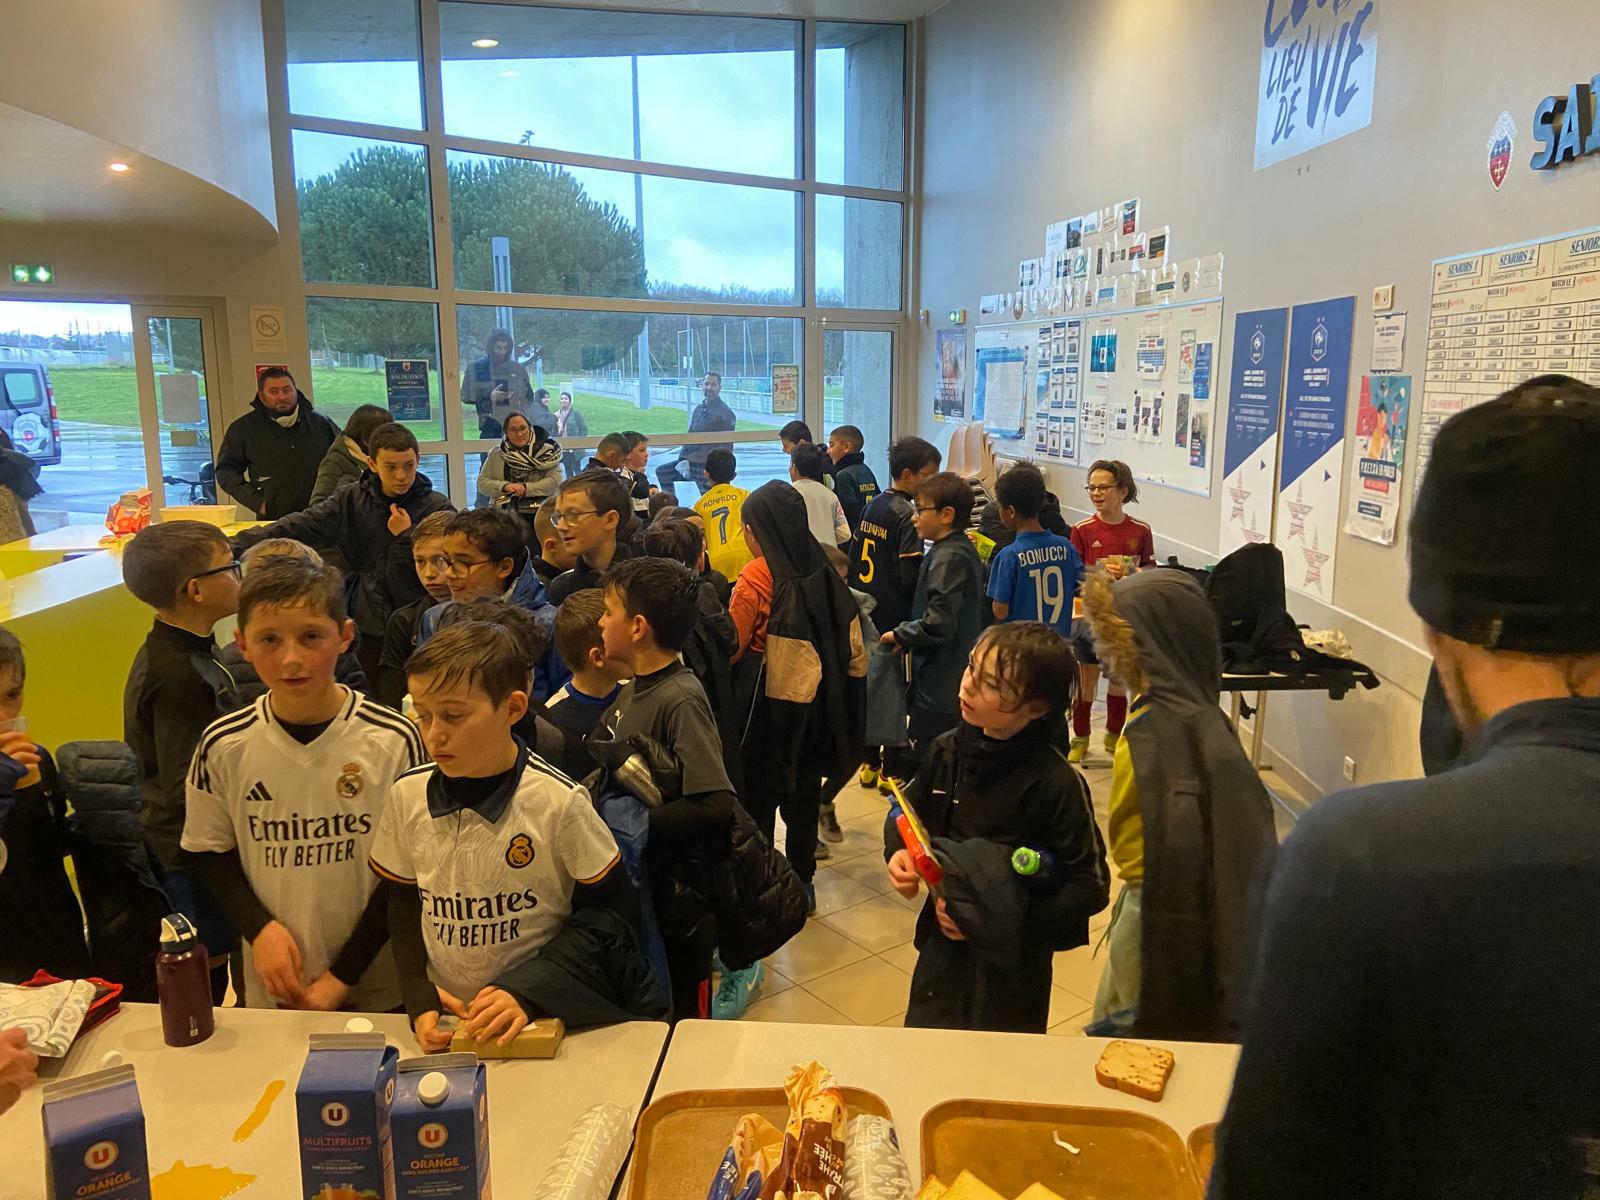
xmin=1205 ymin=543 xmax=1287 ymax=645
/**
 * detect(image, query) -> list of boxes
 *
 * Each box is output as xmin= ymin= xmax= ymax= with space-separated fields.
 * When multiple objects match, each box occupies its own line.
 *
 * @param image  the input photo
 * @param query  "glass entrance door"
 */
xmin=815 ymin=323 xmax=896 ymax=485
xmin=132 ymin=307 xmax=222 ymax=510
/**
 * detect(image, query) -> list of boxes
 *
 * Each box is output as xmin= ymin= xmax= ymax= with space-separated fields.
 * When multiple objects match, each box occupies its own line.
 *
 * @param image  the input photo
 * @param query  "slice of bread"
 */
xmin=943 ymin=1170 xmax=1007 ymax=1200
xmin=1014 ymin=1186 xmax=1067 ymax=1200
xmin=916 ymin=1177 xmax=949 ymax=1200
xmin=1094 ymin=1039 xmax=1176 ymax=1102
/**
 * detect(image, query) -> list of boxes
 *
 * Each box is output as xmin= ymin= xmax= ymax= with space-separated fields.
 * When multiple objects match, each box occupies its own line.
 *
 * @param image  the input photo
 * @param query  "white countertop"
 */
xmin=0 ymin=1003 xmax=669 ymax=1200
xmin=649 ymin=1020 xmax=1240 ymax=1181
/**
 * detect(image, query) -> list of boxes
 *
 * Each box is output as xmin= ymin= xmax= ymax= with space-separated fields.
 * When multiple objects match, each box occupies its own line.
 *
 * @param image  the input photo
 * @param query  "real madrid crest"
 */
xmin=336 ymin=761 xmax=364 ymax=799
xmin=506 ymin=833 xmax=535 ymax=869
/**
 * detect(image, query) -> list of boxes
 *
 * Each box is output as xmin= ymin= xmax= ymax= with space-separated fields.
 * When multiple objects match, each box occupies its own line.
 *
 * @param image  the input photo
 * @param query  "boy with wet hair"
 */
xmin=885 ymin=622 xmax=1108 ymax=1032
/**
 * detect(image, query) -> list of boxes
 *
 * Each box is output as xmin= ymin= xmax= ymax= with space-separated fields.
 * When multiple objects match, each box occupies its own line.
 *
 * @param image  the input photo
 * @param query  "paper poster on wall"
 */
xmin=1219 ymin=307 xmax=1289 ymax=557
xmin=1344 ymin=374 xmax=1411 ymax=545
xmin=1177 ymin=331 xmax=1197 ymax=384
xmin=1136 ymin=329 xmax=1167 ymax=379
xmin=1254 ymin=0 xmax=1379 ymax=170
xmin=1370 ymin=311 xmax=1407 ymax=372
xmin=1175 ymin=394 xmax=1191 ymax=447
xmin=770 ymin=363 xmax=800 ymax=415
xmin=1277 ymin=296 xmax=1356 ymax=599
xmin=934 ymin=329 xmax=967 ymax=422
xmin=975 ymin=331 xmax=1029 ymax=437
xmin=1083 ymin=389 xmax=1108 ymax=444
xmin=1189 ymin=413 xmax=1209 ymax=468
xmin=1089 ymin=329 xmax=1118 ymax=373
xmin=1120 ymin=198 xmax=1140 ymax=236
xmin=1151 ymin=393 xmax=1165 ymax=442
xmin=1111 ymin=401 xmax=1129 ymax=438
xmin=1193 ymin=343 xmax=1214 ymax=400
xmin=384 ymin=358 xmax=432 ymax=421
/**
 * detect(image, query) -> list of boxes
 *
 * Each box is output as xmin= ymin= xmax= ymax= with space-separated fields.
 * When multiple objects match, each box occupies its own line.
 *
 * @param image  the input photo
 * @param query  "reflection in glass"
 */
xmin=149 ymin=317 xmax=216 ymax=507
xmin=285 ymin=0 xmax=424 ymax=130
xmin=447 ymin=151 xmax=796 ymax=303
xmin=294 ymin=131 xmax=435 ymax=288
xmin=824 ymin=327 xmax=894 ymax=485
xmin=815 ymin=22 xmax=906 ymax=190
xmin=816 ymin=195 xmax=903 ymax=310
xmin=304 ymin=298 xmax=443 ymax=442
xmin=440 ymin=3 xmax=798 ymax=179
xmin=455 ymin=305 xmax=802 ymax=443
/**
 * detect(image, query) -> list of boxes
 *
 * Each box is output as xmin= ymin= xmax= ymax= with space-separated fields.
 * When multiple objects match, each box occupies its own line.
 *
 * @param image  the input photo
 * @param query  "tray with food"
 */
xmin=629 ymin=1060 xmax=910 ymax=1200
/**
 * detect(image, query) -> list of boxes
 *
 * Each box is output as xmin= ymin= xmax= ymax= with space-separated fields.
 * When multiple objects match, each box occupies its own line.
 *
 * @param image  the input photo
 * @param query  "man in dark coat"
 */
xmin=232 ymin=423 xmax=453 ymax=681
xmin=214 ymin=367 xmax=339 ymax=518
xmin=656 ymin=373 xmax=736 ymax=497
xmin=1213 ymin=375 xmax=1600 ymax=1200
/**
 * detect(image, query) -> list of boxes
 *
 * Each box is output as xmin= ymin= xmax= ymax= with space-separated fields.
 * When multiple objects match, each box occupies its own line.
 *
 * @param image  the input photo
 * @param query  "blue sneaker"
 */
xmin=804 ymin=881 xmax=817 ymax=915
xmin=712 ymin=962 xmax=765 ymax=1019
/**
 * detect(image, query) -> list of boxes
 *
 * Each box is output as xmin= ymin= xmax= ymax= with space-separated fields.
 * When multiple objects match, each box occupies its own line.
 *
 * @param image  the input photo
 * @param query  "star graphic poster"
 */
xmin=1219 ymin=307 xmax=1289 ymax=557
xmin=1277 ymin=296 xmax=1355 ymax=599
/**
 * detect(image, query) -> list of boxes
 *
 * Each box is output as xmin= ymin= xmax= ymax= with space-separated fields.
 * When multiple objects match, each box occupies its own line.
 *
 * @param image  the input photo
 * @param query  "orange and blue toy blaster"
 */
xmin=886 ymin=779 xmax=943 ymax=896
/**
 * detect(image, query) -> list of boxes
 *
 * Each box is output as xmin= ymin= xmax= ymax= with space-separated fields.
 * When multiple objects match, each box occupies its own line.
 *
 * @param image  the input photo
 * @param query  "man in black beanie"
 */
xmin=1213 ymin=375 xmax=1600 ymax=1200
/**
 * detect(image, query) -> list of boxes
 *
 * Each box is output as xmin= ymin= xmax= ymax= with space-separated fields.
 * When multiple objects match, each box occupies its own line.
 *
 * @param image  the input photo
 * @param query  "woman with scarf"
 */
xmin=730 ymin=483 xmax=868 ymax=909
xmin=476 ymin=411 xmax=563 ymax=530
xmin=0 ymin=432 xmax=42 ymax=542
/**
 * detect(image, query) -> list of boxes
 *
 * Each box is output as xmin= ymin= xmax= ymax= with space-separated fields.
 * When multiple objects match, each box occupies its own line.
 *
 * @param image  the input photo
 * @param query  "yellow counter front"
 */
xmin=0 ymin=524 xmax=258 ymax=747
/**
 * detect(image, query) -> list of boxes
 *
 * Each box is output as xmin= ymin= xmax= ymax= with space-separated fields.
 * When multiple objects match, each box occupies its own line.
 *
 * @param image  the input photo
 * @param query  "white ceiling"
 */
xmin=0 ymin=103 xmax=276 ymax=238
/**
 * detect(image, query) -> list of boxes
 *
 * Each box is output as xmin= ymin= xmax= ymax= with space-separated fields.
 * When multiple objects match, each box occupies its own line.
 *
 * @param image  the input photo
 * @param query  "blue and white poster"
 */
xmin=1277 ymin=296 xmax=1356 ymax=599
xmin=1218 ymin=308 xmax=1288 ymax=557
xmin=384 ymin=358 xmax=431 ymax=421
xmin=1254 ymin=0 xmax=1379 ymax=170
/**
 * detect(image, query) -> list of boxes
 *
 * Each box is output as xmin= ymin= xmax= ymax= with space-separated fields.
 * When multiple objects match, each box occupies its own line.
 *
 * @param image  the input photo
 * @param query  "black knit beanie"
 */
xmin=1408 ymin=375 xmax=1600 ymax=653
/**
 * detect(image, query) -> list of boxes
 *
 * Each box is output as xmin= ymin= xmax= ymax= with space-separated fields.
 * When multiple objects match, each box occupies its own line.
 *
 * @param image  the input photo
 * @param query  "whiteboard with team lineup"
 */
xmin=1420 ymin=225 xmax=1600 ymax=488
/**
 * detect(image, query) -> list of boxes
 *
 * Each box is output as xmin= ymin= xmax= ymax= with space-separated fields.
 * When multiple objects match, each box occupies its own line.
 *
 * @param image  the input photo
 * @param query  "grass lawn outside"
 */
xmin=46 ymin=365 xmax=812 ymax=444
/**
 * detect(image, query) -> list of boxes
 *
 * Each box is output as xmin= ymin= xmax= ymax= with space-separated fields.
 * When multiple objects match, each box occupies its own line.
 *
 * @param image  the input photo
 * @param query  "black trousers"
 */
xmin=905 ymin=931 xmax=1054 ymax=1034
xmin=741 ymin=696 xmax=823 ymax=885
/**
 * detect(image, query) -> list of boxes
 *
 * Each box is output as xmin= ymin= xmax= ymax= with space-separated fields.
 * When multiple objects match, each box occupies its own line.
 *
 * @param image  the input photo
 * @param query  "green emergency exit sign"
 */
xmin=9 ymin=263 xmax=54 ymax=285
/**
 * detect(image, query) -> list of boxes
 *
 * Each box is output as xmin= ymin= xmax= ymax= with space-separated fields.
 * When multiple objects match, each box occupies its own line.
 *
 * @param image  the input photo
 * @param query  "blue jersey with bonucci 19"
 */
xmin=986 ymin=530 xmax=1084 ymax=634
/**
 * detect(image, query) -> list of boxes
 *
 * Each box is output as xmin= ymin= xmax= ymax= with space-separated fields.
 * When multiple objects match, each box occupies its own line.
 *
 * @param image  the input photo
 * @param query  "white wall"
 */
xmin=0 ymin=0 xmax=275 ymax=226
xmin=913 ymin=0 xmax=1600 ymax=796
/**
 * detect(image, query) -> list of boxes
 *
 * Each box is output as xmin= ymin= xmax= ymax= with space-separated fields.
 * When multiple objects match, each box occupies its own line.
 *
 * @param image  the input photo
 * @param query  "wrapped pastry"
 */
xmin=842 ymin=1113 xmax=913 ymax=1200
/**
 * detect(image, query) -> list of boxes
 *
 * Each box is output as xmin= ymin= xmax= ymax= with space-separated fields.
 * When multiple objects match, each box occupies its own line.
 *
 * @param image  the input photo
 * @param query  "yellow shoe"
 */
xmin=1103 ymin=731 xmax=1121 ymax=755
xmin=1067 ymin=736 xmax=1089 ymax=764
xmin=859 ymin=764 xmax=879 ymax=788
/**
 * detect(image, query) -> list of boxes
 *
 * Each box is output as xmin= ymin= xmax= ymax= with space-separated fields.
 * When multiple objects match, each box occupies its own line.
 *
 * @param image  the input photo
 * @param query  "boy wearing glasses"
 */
xmin=548 ymin=469 xmax=635 ymax=604
xmin=881 ymin=471 xmax=984 ymax=767
xmin=122 ymin=520 xmax=245 ymax=1002
xmin=417 ymin=508 xmax=566 ymax=702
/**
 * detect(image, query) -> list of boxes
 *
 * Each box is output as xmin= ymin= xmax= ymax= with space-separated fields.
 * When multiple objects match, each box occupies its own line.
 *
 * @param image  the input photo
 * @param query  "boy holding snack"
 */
xmin=181 ymin=560 xmax=427 ymax=1011
xmin=371 ymin=621 xmax=637 ymax=1049
xmin=885 ymin=622 xmax=1109 ymax=1032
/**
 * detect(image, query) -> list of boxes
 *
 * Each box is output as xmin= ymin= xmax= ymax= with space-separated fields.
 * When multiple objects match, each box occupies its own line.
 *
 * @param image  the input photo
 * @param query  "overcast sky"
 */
xmin=0 ymin=300 xmax=132 ymax=338
xmin=287 ymin=45 xmax=873 ymax=295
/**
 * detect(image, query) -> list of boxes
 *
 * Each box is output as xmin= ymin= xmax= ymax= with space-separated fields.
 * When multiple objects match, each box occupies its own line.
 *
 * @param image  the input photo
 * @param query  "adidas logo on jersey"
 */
xmin=246 ymin=781 xmax=276 ymax=804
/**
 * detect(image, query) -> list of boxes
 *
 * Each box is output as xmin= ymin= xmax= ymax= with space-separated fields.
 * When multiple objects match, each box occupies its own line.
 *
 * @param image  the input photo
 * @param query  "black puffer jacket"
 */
xmin=55 ymin=742 xmax=172 ymax=1002
xmin=215 ymin=393 xmax=340 ymax=518
xmin=233 ymin=470 xmax=454 ymax=638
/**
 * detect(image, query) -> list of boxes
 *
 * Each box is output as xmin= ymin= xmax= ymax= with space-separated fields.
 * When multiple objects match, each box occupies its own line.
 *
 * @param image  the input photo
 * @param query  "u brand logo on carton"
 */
xmin=321 ymin=1101 xmax=350 ymax=1127
xmin=419 ymin=1122 xmax=449 ymax=1150
xmin=84 ymin=1141 xmax=118 ymax=1170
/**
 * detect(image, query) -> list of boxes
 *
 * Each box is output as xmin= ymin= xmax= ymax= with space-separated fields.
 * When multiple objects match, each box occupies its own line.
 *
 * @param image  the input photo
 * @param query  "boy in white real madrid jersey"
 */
xmin=181 ymin=560 xmax=427 ymax=1012
xmin=370 ymin=621 xmax=634 ymax=1052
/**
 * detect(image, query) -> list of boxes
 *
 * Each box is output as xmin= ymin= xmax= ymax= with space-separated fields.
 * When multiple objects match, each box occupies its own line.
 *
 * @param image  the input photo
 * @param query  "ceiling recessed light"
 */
xmin=471 ymin=37 xmax=499 ymax=48
xmin=497 ymin=68 xmax=520 ymax=78
xmin=108 ymin=161 xmax=130 ymax=173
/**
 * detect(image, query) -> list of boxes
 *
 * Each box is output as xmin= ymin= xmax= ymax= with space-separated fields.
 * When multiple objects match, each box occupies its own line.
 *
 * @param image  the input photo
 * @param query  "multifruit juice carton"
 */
xmin=42 ymin=1064 xmax=151 ymax=1200
xmin=391 ymin=1054 xmax=490 ymax=1199
xmin=296 ymin=1032 xmax=399 ymax=1200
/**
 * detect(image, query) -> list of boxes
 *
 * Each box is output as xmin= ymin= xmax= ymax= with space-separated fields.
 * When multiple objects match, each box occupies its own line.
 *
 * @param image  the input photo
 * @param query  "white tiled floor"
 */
xmin=737 ymin=738 xmax=1126 ymax=1035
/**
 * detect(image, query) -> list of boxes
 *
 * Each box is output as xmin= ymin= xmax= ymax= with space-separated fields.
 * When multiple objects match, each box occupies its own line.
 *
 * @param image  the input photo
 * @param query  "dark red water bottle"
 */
xmin=156 ymin=913 xmax=214 ymax=1047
